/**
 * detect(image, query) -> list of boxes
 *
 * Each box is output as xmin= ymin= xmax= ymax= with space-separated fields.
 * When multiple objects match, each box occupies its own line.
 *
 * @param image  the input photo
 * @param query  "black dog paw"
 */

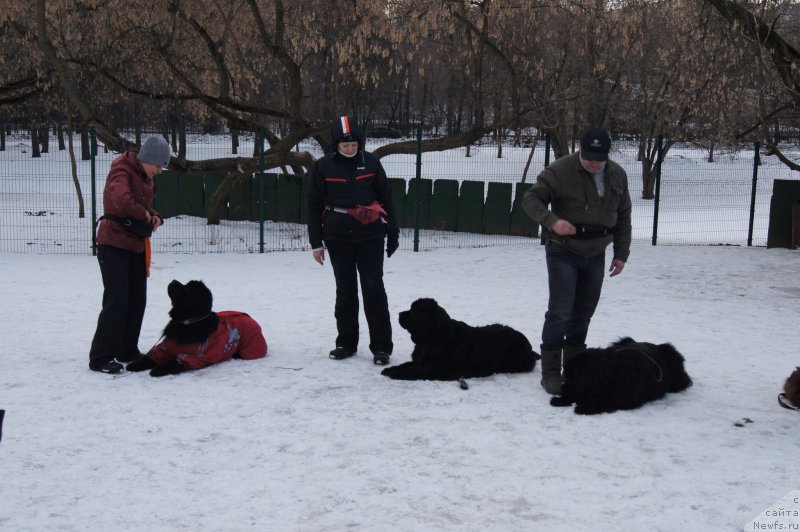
xmin=550 ymin=396 xmax=573 ymax=407
xmin=574 ymin=404 xmax=605 ymax=415
xmin=149 ymin=360 xmax=185 ymax=377
xmin=126 ymin=356 xmax=156 ymax=372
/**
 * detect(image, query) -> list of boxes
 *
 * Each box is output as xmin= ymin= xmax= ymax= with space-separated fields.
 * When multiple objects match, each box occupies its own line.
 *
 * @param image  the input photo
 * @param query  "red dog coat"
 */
xmin=148 ymin=311 xmax=267 ymax=370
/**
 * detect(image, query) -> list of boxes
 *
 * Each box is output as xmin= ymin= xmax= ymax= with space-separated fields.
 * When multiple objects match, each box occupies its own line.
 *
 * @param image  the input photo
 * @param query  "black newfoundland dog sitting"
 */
xmin=550 ymin=337 xmax=693 ymax=415
xmin=380 ymin=298 xmax=539 ymax=382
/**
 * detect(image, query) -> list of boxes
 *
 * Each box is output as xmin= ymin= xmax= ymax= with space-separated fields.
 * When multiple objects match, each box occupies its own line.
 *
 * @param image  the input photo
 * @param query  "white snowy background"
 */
xmin=1 ymin=242 xmax=798 ymax=531
xmin=0 ymin=137 xmax=798 ymax=531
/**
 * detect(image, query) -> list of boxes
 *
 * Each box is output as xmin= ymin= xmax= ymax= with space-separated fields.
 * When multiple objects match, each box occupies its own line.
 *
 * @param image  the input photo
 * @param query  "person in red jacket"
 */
xmin=88 ymin=136 xmax=171 ymax=374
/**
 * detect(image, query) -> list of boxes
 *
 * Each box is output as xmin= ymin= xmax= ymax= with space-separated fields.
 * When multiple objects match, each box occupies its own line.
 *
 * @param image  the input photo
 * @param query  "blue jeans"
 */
xmin=541 ymin=241 xmax=605 ymax=351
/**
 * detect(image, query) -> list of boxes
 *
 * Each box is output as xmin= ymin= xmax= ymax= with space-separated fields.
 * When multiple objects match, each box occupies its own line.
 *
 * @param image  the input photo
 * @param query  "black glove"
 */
xmin=126 ymin=356 xmax=156 ymax=372
xmin=386 ymin=235 xmax=399 ymax=258
xmin=149 ymin=359 xmax=185 ymax=377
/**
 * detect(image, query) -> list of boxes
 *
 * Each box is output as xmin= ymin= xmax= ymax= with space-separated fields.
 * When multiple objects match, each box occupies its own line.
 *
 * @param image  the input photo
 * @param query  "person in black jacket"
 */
xmin=307 ymin=116 xmax=400 ymax=366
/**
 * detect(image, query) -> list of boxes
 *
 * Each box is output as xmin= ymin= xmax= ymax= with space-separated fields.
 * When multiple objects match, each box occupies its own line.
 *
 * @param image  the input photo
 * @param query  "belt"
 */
xmin=325 ymin=205 xmax=350 ymax=215
xmin=571 ymin=224 xmax=612 ymax=240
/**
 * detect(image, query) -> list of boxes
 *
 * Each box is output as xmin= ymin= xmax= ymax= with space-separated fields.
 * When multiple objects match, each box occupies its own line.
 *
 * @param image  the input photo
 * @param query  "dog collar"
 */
xmin=180 ymin=313 xmax=213 ymax=325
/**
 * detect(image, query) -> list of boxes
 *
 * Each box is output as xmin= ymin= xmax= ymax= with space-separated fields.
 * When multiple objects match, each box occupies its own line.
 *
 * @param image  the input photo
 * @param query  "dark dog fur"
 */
xmin=381 ymin=298 xmax=539 ymax=381
xmin=782 ymin=367 xmax=800 ymax=409
xmin=127 ymin=280 xmax=266 ymax=377
xmin=550 ymin=337 xmax=693 ymax=415
xmin=162 ymin=279 xmax=219 ymax=343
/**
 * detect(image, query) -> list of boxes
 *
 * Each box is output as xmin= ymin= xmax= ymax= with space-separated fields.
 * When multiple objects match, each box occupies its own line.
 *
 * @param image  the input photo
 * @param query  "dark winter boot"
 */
xmin=540 ymin=347 xmax=563 ymax=395
xmin=562 ymin=344 xmax=586 ymax=368
xmin=373 ymin=352 xmax=391 ymax=366
xmin=329 ymin=347 xmax=356 ymax=360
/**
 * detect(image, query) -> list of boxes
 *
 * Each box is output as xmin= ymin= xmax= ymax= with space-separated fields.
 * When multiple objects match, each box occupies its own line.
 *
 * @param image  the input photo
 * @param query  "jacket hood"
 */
xmin=330 ymin=116 xmax=365 ymax=151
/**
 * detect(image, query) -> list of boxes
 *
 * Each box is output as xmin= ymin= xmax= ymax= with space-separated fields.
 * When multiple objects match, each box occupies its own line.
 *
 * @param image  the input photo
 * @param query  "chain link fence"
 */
xmin=0 ymin=129 xmax=797 ymax=255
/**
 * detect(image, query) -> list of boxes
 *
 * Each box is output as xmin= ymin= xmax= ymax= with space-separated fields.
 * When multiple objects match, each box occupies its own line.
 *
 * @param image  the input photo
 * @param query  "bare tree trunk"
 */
xmin=207 ymin=170 xmax=248 ymax=225
xmin=31 ymin=128 xmax=41 ymax=157
xmin=231 ymin=128 xmax=239 ymax=155
xmin=57 ymin=123 xmax=65 ymax=150
xmin=548 ymin=130 xmax=568 ymax=160
xmin=0 ymin=125 xmax=5 ymax=151
xmin=67 ymin=113 xmax=86 ymax=218
xmin=169 ymin=115 xmax=178 ymax=152
xmin=639 ymin=136 xmax=657 ymax=199
xmin=39 ymin=126 xmax=49 ymax=153
xmin=80 ymin=124 xmax=90 ymax=160
xmin=521 ymin=131 xmax=540 ymax=184
xmin=641 ymin=162 xmax=656 ymax=199
xmin=178 ymin=117 xmax=186 ymax=160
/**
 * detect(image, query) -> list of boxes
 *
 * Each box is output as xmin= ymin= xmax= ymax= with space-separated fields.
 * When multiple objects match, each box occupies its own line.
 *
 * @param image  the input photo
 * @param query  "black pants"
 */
xmin=89 ymin=245 xmax=147 ymax=366
xmin=325 ymin=238 xmax=392 ymax=355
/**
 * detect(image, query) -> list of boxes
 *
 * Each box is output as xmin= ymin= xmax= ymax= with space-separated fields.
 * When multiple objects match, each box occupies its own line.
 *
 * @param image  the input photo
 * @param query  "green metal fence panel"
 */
xmin=300 ymin=174 xmax=310 ymax=224
xmin=261 ymin=173 xmax=279 ymax=222
xmin=484 ymin=182 xmax=512 ymax=235
xmin=273 ymin=174 xmax=303 ymax=223
xmin=389 ymin=177 xmax=406 ymax=227
xmin=229 ymin=175 xmax=253 ymax=221
xmin=154 ymin=170 xmax=179 ymax=218
xmin=177 ymin=174 xmax=205 ymax=217
xmin=457 ymin=180 xmax=484 ymax=234
xmin=431 ymin=179 xmax=459 ymax=231
xmin=203 ymin=174 xmax=227 ymax=220
xmin=407 ymin=178 xmax=432 ymax=229
xmin=7 ymin=129 xmax=792 ymax=254
xmin=510 ymin=182 xmax=538 ymax=237
xmin=767 ymin=179 xmax=800 ymax=248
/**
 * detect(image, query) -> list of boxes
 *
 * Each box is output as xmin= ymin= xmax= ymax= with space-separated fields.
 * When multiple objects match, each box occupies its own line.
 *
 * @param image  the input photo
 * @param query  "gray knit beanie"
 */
xmin=137 ymin=136 xmax=171 ymax=168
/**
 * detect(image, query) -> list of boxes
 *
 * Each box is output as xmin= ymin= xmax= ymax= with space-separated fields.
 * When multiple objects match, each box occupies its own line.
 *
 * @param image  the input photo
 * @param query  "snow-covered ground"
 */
xmin=1 ymin=242 xmax=798 ymax=531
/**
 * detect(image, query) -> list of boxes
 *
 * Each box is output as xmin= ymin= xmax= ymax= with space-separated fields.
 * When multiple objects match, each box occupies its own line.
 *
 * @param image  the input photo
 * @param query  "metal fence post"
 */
xmin=539 ymin=132 xmax=552 ymax=246
xmin=747 ymin=141 xmax=760 ymax=247
xmin=90 ymin=127 xmax=98 ymax=256
xmin=651 ymin=135 xmax=664 ymax=246
xmin=258 ymin=127 xmax=265 ymax=253
xmin=414 ymin=127 xmax=422 ymax=252
xmin=544 ymin=132 xmax=551 ymax=167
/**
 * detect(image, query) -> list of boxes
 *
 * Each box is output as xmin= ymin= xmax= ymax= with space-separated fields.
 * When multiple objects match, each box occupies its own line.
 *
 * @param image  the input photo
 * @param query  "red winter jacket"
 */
xmin=96 ymin=151 xmax=159 ymax=253
xmin=148 ymin=312 xmax=268 ymax=370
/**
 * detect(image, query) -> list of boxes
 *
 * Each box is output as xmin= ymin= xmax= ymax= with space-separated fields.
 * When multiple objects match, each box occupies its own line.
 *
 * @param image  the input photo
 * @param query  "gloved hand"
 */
xmin=149 ymin=359 xmax=185 ymax=377
xmin=126 ymin=356 xmax=156 ymax=372
xmin=386 ymin=234 xmax=399 ymax=258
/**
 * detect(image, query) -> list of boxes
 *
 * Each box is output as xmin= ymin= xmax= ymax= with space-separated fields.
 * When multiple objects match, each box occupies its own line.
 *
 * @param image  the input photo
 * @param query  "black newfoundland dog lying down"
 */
xmin=127 ymin=280 xmax=267 ymax=377
xmin=550 ymin=337 xmax=693 ymax=415
xmin=381 ymin=298 xmax=539 ymax=382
